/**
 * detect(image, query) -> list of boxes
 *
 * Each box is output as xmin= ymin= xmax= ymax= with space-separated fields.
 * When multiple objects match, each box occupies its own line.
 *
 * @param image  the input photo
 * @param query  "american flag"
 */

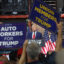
xmin=49 ymin=33 xmax=56 ymax=51
xmin=41 ymin=30 xmax=56 ymax=54
xmin=41 ymin=30 xmax=49 ymax=54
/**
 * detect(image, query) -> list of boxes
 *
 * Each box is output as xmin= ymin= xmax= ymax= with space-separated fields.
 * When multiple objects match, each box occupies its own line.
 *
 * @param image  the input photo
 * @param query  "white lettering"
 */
xmin=1 ymin=26 xmax=17 ymax=31
xmin=0 ymin=31 xmax=23 ymax=36
xmin=0 ymin=41 xmax=19 ymax=46
xmin=4 ymin=37 xmax=13 ymax=40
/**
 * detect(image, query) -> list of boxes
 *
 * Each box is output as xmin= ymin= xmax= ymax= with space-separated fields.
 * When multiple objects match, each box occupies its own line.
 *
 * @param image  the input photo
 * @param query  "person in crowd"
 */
xmin=17 ymin=19 xmax=32 ymax=61
xmin=55 ymin=22 xmax=64 ymax=64
xmin=56 ymin=49 xmax=64 ymax=64
xmin=9 ymin=50 xmax=18 ymax=64
xmin=27 ymin=19 xmax=32 ymax=33
xmin=0 ymin=56 xmax=10 ymax=64
xmin=45 ymin=22 xmax=62 ymax=64
xmin=0 ymin=56 xmax=8 ymax=62
xmin=27 ymin=24 xmax=42 ymax=39
xmin=46 ymin=51 xmax=56 ymax=64
xmin=19 ymin=40 xmax=43 ymax=64
xmin=39 ymin=53 xmax=46 ymax=64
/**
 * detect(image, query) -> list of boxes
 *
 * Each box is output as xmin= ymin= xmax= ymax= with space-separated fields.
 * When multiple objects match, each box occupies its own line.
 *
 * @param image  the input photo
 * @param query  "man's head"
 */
xmin=56 ymin=49 xmax=64 ymax=64
xmin=26 ymin=42 xmax=41 ymax=60
xmin=0 ymin=56 xmax=8 ymax=62
xmin=0 ymin=56 xmax=10 ymax=64
xmin=32 ymin=24 xmax=37 ymax=32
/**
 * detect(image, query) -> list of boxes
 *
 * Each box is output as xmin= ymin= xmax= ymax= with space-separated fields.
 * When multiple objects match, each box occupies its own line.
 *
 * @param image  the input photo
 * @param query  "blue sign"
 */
xmin=29 ymin=0 xmax=60 ymax=33
xmin=0 ymin=22 xmax=26 ymax=50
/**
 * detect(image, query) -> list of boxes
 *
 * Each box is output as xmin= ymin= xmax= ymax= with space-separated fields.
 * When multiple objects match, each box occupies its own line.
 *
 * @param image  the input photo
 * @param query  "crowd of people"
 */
xmin=0 ymin=21 xmax=63 ymax=64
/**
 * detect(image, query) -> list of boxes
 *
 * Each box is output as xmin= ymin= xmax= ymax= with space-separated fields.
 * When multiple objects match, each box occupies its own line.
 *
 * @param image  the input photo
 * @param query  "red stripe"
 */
xmin=41 ymin=41 xmax=56 ymax=54
xmin=49 ymin=41 xmax=56 ymax=51
xmin=45 ymin=43 xmax=48 ymax=51
xmin=41 ymin=47 xmax=47 ymax=54
xmin=53 ymin=42 xmax=56 ymax=48
xmin=41 ymin=47 xmax=45 ymax=53
xmin=41 ymin=41 xmax=49 ymax=54
xmin=49 ymin=40 xmax=54 ymax=51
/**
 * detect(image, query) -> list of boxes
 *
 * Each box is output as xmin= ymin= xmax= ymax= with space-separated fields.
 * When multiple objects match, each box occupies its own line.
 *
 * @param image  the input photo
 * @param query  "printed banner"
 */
xmin=0 ymin=22 xmax=26 ymax=50
xmin=29 ymin=0 xmax=60 ymax=33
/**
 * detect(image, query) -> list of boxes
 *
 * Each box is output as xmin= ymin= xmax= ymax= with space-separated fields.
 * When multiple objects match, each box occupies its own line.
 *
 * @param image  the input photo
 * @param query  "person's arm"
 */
xmin=55 ymin=22 xmax=62 ymax=52
xmin=18 ymin=40 xmax=28 ymax=64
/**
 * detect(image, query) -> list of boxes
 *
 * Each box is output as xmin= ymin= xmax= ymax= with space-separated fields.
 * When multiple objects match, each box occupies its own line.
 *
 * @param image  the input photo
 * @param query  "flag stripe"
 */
xmin=41 ymin=30 xmax=56 ymax=54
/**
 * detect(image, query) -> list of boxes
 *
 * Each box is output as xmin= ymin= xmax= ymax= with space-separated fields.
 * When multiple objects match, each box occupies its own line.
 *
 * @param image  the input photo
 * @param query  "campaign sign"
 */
xmin=0 ymin=22 xmax=26 ymax=50
xmin=29 ymin=0 xmax=60 ymax=33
